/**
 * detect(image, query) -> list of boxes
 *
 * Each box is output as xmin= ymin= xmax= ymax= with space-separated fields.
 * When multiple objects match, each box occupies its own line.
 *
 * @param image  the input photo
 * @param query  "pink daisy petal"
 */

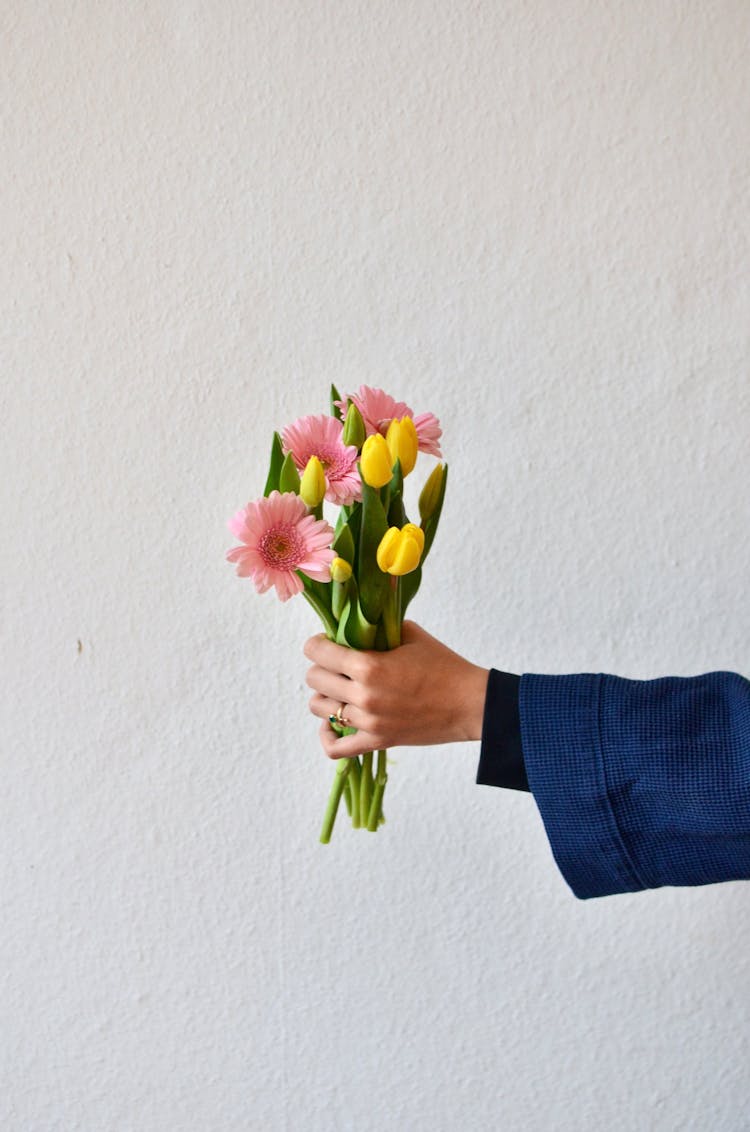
xmin=232 ymin=552 xmax=263 ymax=580
xmin=297 ymin=550 xmax=336 ymax=581
xmin=228 ymin=508 xmax=252 ymax=540
xmin=274 ymin=571 xmax=304 ymax=601
xmin=226 ymin=545 xmax=254 ymax=566
xmin=253 ymin=572 xmax=274 ymax=593
xmin=412 ymin=411 xmax=443 ymax=457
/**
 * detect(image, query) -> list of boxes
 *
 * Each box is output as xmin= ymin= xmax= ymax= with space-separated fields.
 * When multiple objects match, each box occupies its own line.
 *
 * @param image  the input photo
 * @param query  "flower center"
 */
xmin=307 ymin=445 xmax=341 ymax=475
xmin=260 ymin=525 xmax=302 ymax=569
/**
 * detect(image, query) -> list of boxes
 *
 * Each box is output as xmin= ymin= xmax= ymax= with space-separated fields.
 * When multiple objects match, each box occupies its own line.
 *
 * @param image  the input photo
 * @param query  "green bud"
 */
xmin=342 ymin=401 xmax=366 ymax=449
xmin=418 ymin=463 xmax=446 ymax=523
xmin=279 ymin=451 xmax=301 ymax=494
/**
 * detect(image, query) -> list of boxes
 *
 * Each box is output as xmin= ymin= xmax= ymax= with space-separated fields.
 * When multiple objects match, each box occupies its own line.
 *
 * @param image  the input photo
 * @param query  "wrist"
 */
xmin=457 ymin=664 xmax=491 ymax=742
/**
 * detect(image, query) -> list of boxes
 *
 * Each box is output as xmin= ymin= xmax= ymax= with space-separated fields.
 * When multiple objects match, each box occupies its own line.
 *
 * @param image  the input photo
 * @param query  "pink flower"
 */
xmin=226 ymin=491 xmax=335 ymax=602
xmin=410 ymin=411 xmax=443 ymax=458
xmin=281 ymin=414 xmax=361 ymax=505
xmin=338 ymin=386 xmax=412 ymax=435
xmin=337 ymin=386 xmax=443 ymax=458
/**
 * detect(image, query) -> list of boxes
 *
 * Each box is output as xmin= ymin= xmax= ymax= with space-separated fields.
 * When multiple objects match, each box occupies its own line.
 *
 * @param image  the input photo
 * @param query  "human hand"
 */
xmin=303 ymin=621 xmax=489 ymax=759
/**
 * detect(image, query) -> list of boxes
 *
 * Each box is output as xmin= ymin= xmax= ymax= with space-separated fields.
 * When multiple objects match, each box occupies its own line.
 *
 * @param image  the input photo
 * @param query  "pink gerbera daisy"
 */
xmin=337 ymin=386 xmax=443 ymax=458
xmin=226 ymin=491 xmax=335 ymax=602
xmin=281 ymin=414 xmax=361 ymax=505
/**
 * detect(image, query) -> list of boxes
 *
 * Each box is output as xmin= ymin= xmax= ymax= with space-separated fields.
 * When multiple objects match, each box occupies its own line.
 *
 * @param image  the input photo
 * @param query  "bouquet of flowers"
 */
xmin=226 ymin=386 xmax=447 ymax=842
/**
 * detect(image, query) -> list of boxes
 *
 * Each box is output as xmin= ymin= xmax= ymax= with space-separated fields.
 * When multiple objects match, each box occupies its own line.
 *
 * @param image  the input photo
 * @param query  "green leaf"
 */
xmin=380 ymin=458 xmax=401 ymax=517
xmin=358 ymin=478 xmax=390 ymax=623
xmin=343 ymin=500 xmax=362 ymax=575
xmin=400 ymin=564 xmax=422 ymax=616
xmin=279 ymin=451 xmax=301 ymax=494
xmin=332 ymin=522 xmax=355 ymax=565
xmin=387 ymin=490 xmax=406 ymax=529
xmin=263 ymin=432 xmax=285 ymax=497
xmin=337 ymin=597 xmax=377 ymax=649
xmin=330 ymin=384 xmax=344 ymax=422
xmin=298 ymin=572 xmax=337 ymax=639
xmin=335 ymin=601 xmax=351 ymax=645
xmin=389 ymin=459 xmax=403 ymax=498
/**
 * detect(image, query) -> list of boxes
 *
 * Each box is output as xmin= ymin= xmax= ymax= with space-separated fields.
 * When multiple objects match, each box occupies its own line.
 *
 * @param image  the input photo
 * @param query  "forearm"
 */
xmin=520 ymin=669 xmax=750 ymax=898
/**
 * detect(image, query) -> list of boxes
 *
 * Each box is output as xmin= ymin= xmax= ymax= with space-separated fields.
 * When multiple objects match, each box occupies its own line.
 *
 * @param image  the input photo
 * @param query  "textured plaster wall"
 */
xmin=3 ymin=2 xmax=749 ymax=1130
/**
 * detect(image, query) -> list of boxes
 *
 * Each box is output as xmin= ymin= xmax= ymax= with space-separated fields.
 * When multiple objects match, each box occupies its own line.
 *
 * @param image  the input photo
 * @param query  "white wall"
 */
xmin=3 ymin=2 xmax=749 ymax=1129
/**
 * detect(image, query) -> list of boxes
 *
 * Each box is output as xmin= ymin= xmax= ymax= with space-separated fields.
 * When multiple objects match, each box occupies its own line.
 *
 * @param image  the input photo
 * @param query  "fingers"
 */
xmin=305 ymin=663 xmax=356 ymax=706
xmin=303 ymin=633 xmax=364 ymax=679
xmin=317 ymin=720 xmax=381 ymax=760
xmin=303 ymin=623 xmax=434 ymax=759
xmin=308 ymin=692 xmax=364 ymax=732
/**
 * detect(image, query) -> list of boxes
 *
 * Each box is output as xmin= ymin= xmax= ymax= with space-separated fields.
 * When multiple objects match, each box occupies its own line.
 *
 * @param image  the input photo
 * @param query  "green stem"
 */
xmin=348 ymin=756 xmax=362 ymax=828
xmin=360 ymin=751 xmax=373 ymax=824
xmin=381 ymin=579 xmax=402 ymax=650
xmin=367 ymin=749 xmax=388 ymax=831
xmin=319 ymin=758 xmax=352 ymax=844
xmin=301 ymin=587 xmax=338 ymax=640
xmin=332 ymin=579 xmax=349 ymax=622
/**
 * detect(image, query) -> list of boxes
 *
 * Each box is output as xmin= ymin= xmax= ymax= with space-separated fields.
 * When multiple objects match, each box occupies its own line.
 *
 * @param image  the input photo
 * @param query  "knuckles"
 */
xmin=353 ymin=652 xmax=379 ymax=684
xmin=358 ymin=687 xmax=378 ymax=714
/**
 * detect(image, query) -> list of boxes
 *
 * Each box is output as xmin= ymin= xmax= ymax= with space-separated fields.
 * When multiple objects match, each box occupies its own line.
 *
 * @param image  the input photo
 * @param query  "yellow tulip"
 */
xmin=299 ymin=455 xmax=327 ymax=507
xmin=385 ymin=416 xmax=418 ymax=476
xmin=329 ymin=556 xmax=353 ymax=583
xmin=360 ymin=434 xmax=393 ymax=488
xmin=376 ymin=525 xmax=423 ymax=576
xmin=376 ymin=528 xmax=400 ymax=573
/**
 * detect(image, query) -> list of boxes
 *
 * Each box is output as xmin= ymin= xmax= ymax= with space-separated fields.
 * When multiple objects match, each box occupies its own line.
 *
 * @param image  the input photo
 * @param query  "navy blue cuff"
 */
xmin=476 ymin=668 xmax=529 ymax=792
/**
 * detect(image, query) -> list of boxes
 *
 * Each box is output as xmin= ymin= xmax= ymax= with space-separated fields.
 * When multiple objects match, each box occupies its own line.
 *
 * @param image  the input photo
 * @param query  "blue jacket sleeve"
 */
xmin=520 ymin=671 xmax=750 ymax=899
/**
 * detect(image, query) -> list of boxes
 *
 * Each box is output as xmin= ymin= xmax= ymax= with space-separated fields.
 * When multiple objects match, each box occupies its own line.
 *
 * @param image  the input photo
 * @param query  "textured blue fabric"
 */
xmin=519 ymin=671 xmax=750 ymax=899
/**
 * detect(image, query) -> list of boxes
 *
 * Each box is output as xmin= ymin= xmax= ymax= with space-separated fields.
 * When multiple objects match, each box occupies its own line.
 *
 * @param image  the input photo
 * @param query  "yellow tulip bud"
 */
xmin=330 ymin=556 xmax=353 ymax=583
xmin=385 ymin=416 xmax=419 ymax=476
xmin=360 ymin=434 xmax=393 ymax=488
xmin=418 ymin=463 xmax=445 ymax=522
xmin=376 ymin=525 xmax=423 ymax=576
xmin=299 ymin=455 xmax=327 ymax=507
